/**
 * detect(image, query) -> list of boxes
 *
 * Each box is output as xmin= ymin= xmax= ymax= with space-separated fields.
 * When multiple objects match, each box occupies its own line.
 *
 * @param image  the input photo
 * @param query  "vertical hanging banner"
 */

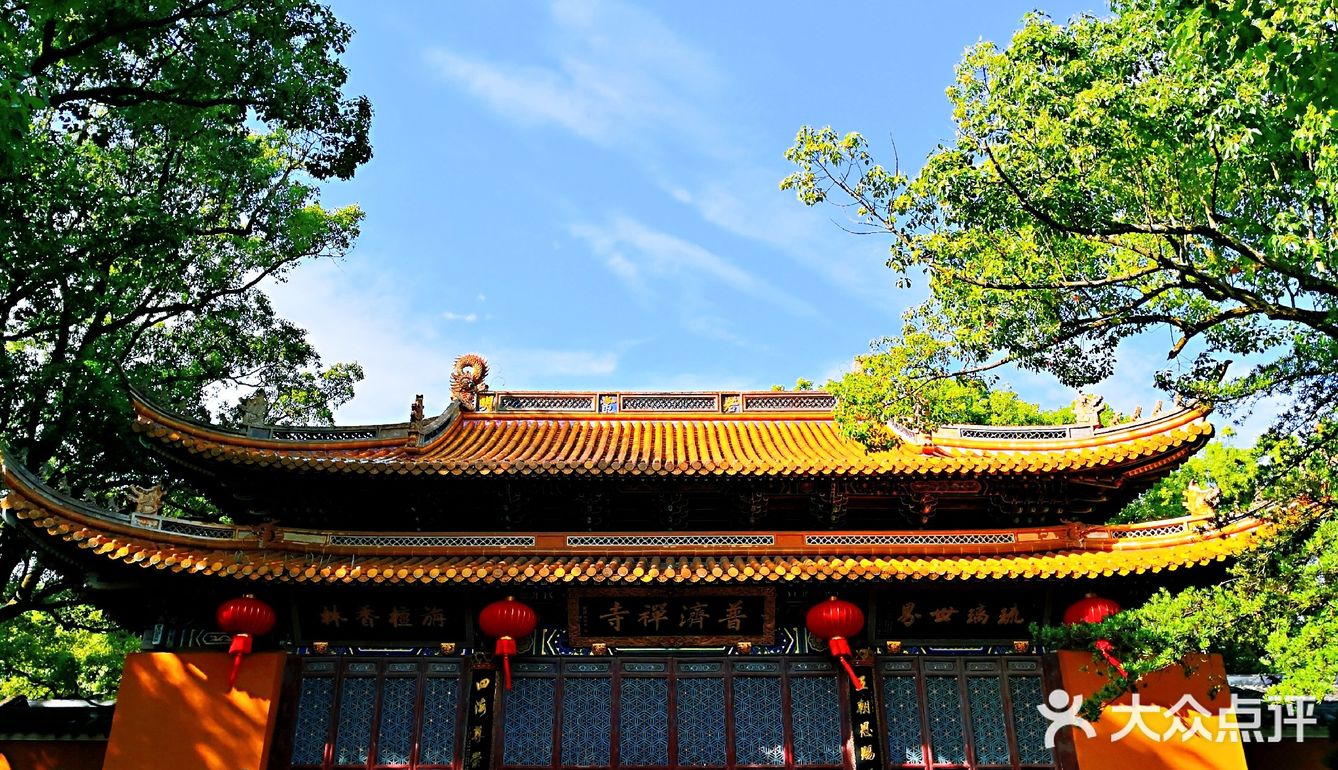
xmin=848 ymin=660 xmax=883 ymax=770
xmin=461 ymin=663 xmax=496 ymax=770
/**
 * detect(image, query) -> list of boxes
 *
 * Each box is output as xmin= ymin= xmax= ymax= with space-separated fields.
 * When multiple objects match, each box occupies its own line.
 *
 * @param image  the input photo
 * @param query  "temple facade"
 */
xmin=0 ymin=356 xmax=1263 ymax=769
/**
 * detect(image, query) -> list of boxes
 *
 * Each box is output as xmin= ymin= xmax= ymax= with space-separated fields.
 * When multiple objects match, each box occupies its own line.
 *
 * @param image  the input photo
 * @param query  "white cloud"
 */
xmin=488 ymin=349 xmax=618 ymax=383
xmin=571 ymin=214 xmax=814 ymax=317
xmin=442 ymin=311 xmax=478 ymax=323
xmin=264 ymin=259 xmax=618 ymax=422
xmin=681 ymin=314 xmax=769 ymax=352
xmin=603 ymin=250 xmax=642 ymax=288
xmin=423 ymin=0 xmax=723 ymax=155
xmin=423 ymin=0 xmax=902 ymax=314
xmin=425 ymin=49 xmax=614 ymax=143
xmin=264 ymin=260 xmax=461 ymax=423
xmin=816 ymin=357 xmax=859 ymax=387
xmin=663 ymin=172 xmax=901 ymax=309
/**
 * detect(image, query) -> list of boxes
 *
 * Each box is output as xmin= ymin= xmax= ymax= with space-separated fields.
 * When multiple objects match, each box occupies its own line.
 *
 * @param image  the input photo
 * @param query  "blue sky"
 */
xmin=267 ymin=0 xmax=1214 ymax=428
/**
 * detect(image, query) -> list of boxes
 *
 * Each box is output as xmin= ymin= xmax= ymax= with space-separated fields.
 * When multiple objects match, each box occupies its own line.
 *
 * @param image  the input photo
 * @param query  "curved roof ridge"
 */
xmin=132 ymin=385 xmax=1209 ymax=452
xmin=130 ymin=402 xmax=1214 ymax=478
xmin=131 ymin=393 xmax=416 ymax=450
xmin=930 ymin=404 xmax=1210 ymax=451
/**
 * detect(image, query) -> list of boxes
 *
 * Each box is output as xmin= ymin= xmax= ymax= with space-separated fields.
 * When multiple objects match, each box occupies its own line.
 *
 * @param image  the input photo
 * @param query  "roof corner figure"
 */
xmin=450 ymin=353 xmax=490 ymax=411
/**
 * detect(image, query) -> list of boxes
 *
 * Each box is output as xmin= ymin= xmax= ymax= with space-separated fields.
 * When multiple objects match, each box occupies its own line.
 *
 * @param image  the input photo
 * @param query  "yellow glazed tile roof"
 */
xmin=2 ymin=458 xmax=1264 ymax=586
xmin=130 ymin=394 xmax=1214 ymax=478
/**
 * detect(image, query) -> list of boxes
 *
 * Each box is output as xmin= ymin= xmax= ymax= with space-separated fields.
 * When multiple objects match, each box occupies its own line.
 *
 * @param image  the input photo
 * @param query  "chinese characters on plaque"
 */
xmin=873 ymin=590 xmax=1045 ymax=640
xmin=849 ymin=673 xmax=881 ymax=770
xmin=298 ymin=593 xmax=467 ymax=643
xmin=569 ymin=588 xmax=775 ymax=646
xmin=461 ymin=666 xmax=496 ymax=770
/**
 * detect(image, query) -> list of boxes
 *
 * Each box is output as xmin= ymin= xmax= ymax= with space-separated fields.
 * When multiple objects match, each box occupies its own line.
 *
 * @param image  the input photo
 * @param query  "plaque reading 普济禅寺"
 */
xmin=568 ymin=587 xmax=775 ymax=647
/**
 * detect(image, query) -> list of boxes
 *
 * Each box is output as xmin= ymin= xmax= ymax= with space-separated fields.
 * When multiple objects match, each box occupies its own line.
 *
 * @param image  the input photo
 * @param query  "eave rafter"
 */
xmin=2 ymin=456 xmax=1266 ymax=587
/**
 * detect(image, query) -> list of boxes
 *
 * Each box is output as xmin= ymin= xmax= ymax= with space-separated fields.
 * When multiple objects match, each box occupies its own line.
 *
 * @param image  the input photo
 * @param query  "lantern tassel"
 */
xmin=496 ymin=636 xmax=518 ymax=690
xmin=839 ymin=657 xmax=863 ymax=690
xmin=1095 ymin=639 xmax=1128 ymax=678
xmin=828 ymin=636 xmax=864 ymax=690
xmin=227 ymin=633 xmax=253 ymax=688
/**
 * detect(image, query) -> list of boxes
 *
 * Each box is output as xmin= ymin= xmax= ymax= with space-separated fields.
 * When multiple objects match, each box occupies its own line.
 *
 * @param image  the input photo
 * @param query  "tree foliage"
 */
xmin=786 ymin=0 xmax=1338 ymax=701
xmin=1113 ymin=439 xmax=1258 ymax=523
xmin=0 ymin=607 xmax=138 ymax=700
xmin=0 ymin=0 xmax=372 ymax=696
xmin=784 ymin=0 xmax=1338 ymax=443
xmin=830 ymin=336 xmax=1074 ymax=447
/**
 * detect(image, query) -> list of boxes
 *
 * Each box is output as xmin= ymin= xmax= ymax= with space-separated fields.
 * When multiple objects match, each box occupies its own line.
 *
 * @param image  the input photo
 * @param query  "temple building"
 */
xmin=0 ymin=355 xmax=1269 ymax=769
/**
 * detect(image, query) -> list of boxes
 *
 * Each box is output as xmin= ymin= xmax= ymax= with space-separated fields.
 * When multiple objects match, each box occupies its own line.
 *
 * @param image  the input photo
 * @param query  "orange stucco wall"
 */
xmin=101 ymin=651 xmax=287 ymax=770
xmin=1052 ymin=651 xmax=1248 ymax=770
xmin=0 ymin=741 xmax=106 ymax=770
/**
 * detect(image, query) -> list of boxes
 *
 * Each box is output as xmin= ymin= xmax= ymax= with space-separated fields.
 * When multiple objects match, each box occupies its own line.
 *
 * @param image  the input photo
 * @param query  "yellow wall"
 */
xmin=1052 ymin=651 xmax=1248 ymax=770
xmin=102 ymin=651 xmax=286 ymax=770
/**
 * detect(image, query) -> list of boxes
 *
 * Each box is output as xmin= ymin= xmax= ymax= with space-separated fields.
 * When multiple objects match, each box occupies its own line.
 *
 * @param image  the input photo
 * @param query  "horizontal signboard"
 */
xmin=569 ymin=587 xmax=776 ymax=647
xmin=295 ymin=592 xmax=468 ymax=644
xmin=873 ymin=588 xmax=1048 ymax=640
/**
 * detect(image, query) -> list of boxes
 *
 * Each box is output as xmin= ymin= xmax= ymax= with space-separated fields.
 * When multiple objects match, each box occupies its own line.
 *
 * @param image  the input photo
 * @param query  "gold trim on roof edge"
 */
xmin=2 ymin=460 xmax=1265 ymax=585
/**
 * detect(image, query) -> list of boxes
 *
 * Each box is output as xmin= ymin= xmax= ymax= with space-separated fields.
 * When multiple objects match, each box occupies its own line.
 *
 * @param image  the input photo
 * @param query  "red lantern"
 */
xmin=216 ymin=595 xmax=277 ymax=687
xmin=1064 ymin=593 xmax=1127 ymax=678
xmin=806 ymin=596 xmax=866 ymax=690
xmin=479 ymin=597 xmax=537 ymax=690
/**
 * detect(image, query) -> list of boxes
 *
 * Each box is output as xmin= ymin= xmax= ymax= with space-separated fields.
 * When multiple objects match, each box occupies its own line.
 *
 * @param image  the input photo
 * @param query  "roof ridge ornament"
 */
xmin=405 ymin=394 xmax=425 ymax=452
xmin=240 ymin=391 xmax=268 ymax=427
xmin=450 ymin=353 xmax=490 ymax=411
xmin=126 ymin=484 xmax=164 ymax=514
xmin=1073 ymin=392 xmax=1105 ymax=427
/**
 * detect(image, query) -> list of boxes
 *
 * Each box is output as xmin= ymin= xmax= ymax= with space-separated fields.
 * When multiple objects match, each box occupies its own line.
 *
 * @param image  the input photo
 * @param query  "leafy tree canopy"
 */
xmin=786 ymin=0 xmax=1338 ymax=701
xmin=1113 ymin=438 xmax=1258 ymax=523
xmin=0 ymin=608 xmax=138 ymax=700
xmin=784 ymin=0 xmax=1338 ymax=446
xmin=830 ymin=336 xmax=1074 ymax=447
xmin=1 ymin=0 xmax=373 ymax=695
